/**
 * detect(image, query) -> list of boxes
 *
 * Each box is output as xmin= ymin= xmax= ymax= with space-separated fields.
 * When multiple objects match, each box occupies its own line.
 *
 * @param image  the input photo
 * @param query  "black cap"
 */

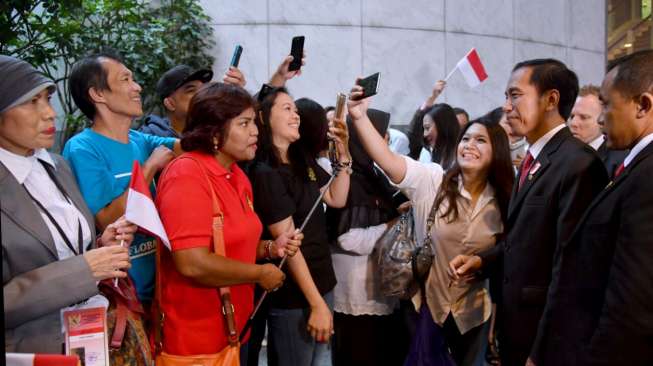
xmin=156 ymin=65 xmax=213 ymax=100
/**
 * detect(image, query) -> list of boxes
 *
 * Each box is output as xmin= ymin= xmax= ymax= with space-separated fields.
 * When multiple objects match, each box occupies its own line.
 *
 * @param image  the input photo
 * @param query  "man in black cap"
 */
xmin=140 ymin=65 xmax=213 ymax=137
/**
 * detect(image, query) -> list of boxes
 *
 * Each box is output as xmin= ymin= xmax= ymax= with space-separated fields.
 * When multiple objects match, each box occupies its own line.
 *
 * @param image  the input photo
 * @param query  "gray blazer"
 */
xmin=2 ymin=153 xmax=99 ymax=353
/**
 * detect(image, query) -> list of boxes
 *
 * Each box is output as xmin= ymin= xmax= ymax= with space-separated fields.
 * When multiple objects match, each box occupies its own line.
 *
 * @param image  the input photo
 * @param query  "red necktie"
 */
xmin=518 ymin=152 xmax=534 ymax=190
xmin=614 ymin=163 xmax=625 ymax=178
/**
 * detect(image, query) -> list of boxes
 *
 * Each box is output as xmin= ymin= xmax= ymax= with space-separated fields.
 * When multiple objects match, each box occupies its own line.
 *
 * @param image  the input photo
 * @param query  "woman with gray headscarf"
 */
xmin=1 ymin=55 xmax=136 ymax=354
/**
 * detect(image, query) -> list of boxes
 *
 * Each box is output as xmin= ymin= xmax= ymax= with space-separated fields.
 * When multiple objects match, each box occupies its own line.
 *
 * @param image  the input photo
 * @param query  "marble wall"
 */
xmin=200 ymin=0 xmax=606 ymax=124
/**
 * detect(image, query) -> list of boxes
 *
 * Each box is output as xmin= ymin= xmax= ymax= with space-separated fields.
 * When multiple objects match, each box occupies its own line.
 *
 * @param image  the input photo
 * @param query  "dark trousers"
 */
xmin=333 ymin=310 xmax=409 ymax=366
xmin=442 ymin=314 xmax=488 ymax=366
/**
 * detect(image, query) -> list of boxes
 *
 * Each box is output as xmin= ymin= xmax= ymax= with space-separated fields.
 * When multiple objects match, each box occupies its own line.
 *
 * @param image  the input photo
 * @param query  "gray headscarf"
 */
xmin=0 ymin=55 xmax=55 ymax=114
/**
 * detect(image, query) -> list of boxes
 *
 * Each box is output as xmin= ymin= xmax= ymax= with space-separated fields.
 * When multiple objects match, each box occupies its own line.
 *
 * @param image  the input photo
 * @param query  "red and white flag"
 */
xmin=6 ymin=353 xmax=80 ymax=366
xmin=450 ymin=48 xmax=488 ymax=88
xmin=125 ymin=161 xmax=170 ymax=249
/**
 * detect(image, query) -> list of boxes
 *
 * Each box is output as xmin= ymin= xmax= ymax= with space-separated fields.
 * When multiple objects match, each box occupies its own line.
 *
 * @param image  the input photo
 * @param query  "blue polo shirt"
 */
xmin=63 ymin=128 xmax=176 ymax=302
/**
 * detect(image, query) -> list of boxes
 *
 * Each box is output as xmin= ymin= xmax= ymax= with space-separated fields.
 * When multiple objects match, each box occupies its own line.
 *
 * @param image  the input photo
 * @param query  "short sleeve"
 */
xmin=137 ymin=130 xmax=176 ymax=155
xmin=251 ymin=166 xmax=295 ymax=226
xmin=156 ymin=159 xmax=212 ymax=251
xmin=315 ymin=163 xmax=331 ymax=186
xmin=63 ymin=139 xmax=125 ymax=215
xmin=395 ymin=155 xmax=444 ymax=203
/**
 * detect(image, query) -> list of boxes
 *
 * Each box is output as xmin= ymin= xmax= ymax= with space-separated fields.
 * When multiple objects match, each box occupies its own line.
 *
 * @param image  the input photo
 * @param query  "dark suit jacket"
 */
xmin=533 ymin=142 xmax=653 ymax=366
xmin=596 ymin=141 xmax=627 ymax=178
xmin=479 ymin=127 xmax=609 ymax=366
xmin=2 ymin=153 xmax=98 ymax=353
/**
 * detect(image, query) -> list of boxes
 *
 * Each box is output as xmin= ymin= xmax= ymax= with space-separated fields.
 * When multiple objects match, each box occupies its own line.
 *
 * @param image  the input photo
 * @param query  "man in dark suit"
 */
xmin=568 ymin=84 xmax=627 ymax=176
xmin=531 ymin=49 xmax=653 ymax=366
xmin=449 ymin=59 xmax=609 ymax=366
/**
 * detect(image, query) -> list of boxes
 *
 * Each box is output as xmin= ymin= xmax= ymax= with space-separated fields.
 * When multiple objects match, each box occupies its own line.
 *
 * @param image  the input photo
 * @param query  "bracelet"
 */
xmin=264 ymin=240 xmax=273 ymax=260
xmin=335 ymin=160 xmax=353 ymax=174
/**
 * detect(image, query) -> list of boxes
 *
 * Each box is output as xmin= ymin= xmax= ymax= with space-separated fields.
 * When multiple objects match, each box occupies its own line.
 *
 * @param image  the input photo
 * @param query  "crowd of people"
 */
xmin=2 ymin=42 xmax=653 ymax=366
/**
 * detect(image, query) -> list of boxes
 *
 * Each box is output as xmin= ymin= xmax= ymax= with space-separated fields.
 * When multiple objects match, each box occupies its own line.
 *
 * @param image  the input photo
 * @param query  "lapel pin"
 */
xmin=528 ymin=161 xmax=542 ymax=180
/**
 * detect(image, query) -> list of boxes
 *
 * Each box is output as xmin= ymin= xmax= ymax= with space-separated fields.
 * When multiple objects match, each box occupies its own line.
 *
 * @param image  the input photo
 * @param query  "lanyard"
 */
xmin=22 ymin=160 xmax=85 ymax=256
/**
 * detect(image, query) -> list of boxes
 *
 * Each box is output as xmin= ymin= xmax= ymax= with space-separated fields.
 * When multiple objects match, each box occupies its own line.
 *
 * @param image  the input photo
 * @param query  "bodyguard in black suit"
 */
xmin=449 ymin=59 xmax=608 ymax=366
xmin=533 ymin=50 xmax=653 ymax=366
xmin=596 ymin=139 xmax=627 ymax=177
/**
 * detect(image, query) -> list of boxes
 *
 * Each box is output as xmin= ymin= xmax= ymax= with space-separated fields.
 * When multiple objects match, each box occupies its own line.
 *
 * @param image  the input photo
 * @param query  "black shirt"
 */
xmin=250 ymin=162 xmax=337 ymax=309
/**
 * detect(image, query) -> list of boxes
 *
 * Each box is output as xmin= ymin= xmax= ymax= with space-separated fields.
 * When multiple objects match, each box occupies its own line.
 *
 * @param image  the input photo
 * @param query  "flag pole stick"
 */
xmin=239 ymin=170 xmax=339 ymax=341
xmin=444 ymin=66 xmax=457 ymax=82
xmin=113 ymin=239 xmax=125 ymax=287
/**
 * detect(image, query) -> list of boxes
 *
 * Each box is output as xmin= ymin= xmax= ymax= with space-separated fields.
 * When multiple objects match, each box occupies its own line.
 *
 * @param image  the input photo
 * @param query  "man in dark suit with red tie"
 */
xmin=449 ymin=59 xmax=609 ymax=366
xmin=529 ymin=49 xmax=653 ymax=366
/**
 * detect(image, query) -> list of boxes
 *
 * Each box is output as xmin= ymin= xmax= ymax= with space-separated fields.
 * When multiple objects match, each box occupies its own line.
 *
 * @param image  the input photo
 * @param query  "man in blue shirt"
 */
xmin=63 ymin=51 xmax=181 ymax=304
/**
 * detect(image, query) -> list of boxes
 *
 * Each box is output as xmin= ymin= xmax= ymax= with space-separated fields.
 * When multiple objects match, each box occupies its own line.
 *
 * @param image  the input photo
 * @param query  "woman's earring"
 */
xmin=213 ymin=139 xmax=219 ymax=152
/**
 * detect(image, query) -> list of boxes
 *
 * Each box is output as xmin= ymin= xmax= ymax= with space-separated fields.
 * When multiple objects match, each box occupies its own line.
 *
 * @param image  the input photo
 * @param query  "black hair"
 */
xmin=434 ymin=118 xmax=514 ymax=223
xmin=424 ymin=103 xmax=461 ymax=168
xmin=512 ymin=58 xmax=579 ymax=120
xmin=484 ymin=107 xmax=504 ymax=125
xmin=296 ymin=98 xmax=329 ymax=157
xmin=324 ymin=105 xmax=335 ymax=113
xmin=255 ymin=87 xmax=318 ymax=181
xmin=607 ymin=49 xmax=653 ymax=100
xmin=453 ymin=107 xmax=469 ymax=122
xmin=69 ymin=50 xmax=124 ymax=120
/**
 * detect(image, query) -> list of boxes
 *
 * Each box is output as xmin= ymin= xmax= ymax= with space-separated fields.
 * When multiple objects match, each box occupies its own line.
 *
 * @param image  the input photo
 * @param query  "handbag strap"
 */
xmin=422 ymin=193 xmax=440 ymax=248
xmin=153 ymin=155 xmax=239 ymax=354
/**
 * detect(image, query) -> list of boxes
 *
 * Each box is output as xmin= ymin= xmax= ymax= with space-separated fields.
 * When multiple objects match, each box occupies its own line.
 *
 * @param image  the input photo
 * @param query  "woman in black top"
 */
xmin=249 ymin=89 xmax=351 ymax=366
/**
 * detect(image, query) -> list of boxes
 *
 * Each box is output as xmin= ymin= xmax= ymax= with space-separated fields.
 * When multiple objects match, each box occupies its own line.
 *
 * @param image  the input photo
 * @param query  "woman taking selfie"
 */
xmin=347 ymin=82 xmax=513 ymax=366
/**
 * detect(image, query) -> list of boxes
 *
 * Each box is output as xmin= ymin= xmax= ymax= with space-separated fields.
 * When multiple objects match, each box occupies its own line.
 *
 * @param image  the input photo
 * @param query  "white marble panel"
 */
xmin=209 ymin=25 xmax=269 ymax=95
xmin=200 ymin=0 xmax=267 ymax=25
xmin=445 ymin=0 xmax=513 ymax=38
xmin=514 ymin=0 xmax=568 ymax=46
xmin=268 ymin=0 xmax=361 ymax=26
xmin=568 ymin=48 xmax=606 ymax=86
xmin=361 ymin=27 xmax=445 ymax=124
xmin=444 ymin=33 xmax=513 ymax=119
xmin=362 ymin=0 xmax=444 ymax=30
xmin=268 ymin=25 xmax=362 ymax=109
xmin=514 ymin=40 xmax=568 ymax=64
xmin=570 ymin=0 xmax=606 ymax=52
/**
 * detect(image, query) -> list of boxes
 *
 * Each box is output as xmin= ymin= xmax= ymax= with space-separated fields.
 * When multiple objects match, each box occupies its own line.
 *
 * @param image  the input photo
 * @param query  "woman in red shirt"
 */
xmin=155 ymin=83 xmax=302 ymax=360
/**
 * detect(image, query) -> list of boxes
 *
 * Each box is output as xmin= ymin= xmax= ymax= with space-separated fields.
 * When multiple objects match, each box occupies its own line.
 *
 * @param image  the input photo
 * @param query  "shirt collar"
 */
xmin=188 ymin=151 xmax=242 ymax=179
xmin=589 ymin=135 xmax=605 ymax=151
xmin=528 ymin=123 xmax=566 ymax=160
xmin=624 ymin=132 xmax=653 ymax=167
xmin=457 ymin=175 xmax=496 ymax=204
xmin=0 ymin=147 xmax=55 ymax=184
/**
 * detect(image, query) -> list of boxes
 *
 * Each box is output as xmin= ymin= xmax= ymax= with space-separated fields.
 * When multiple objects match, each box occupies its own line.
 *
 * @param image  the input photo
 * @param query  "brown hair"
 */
xmin=181 ymin=82 xmax=256 ymax=153
xmin=579 ymin=84 xmax=600 ymax=98
xmin=434 ymin=118 xmax=514 ymax=224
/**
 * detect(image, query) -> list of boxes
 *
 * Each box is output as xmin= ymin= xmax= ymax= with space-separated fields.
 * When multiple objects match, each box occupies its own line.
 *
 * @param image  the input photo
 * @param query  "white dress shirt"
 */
xmin=589 ymin=135 xmax=605 ymax=151
xmin=527 ymin=123 xmax=566 ymax=160
xmin=624 ymin=132 xmax=653 ymax=167
xmin=0 ymin=147 xmax=92 ymax=259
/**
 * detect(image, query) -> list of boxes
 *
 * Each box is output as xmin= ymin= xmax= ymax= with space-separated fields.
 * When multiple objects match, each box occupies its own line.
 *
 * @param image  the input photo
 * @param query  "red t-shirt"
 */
xmin=156 ymin=151 xmax=262 ymax=355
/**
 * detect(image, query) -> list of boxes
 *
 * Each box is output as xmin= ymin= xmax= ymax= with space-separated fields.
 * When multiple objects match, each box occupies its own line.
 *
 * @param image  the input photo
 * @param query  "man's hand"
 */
xmin=448 ymin=254 xmax=482 ymax=284
xmin=144 ymin=145 xmax=175 ymax=173
xmin=223 ymin=66 xmax=246 ymax=88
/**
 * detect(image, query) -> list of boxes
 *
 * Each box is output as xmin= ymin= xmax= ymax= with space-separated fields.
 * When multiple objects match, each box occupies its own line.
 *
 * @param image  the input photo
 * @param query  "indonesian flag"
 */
xmin=6 ymin=353 xmax=80 ymax=366
xmin=455 ymin=48 xmax=488 ymax=88
xmin=125 ymin=161 xmax=171 ymax=249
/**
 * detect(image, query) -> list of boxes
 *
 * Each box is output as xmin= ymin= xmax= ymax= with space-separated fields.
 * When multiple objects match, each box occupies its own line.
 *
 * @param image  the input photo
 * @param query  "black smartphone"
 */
xmin=288 ymin=36 xmax=305 ymax=71
xmin=230 ymin=44 xmax=243 ymax=68
xmin=351 ymin=72 xmax=381 ymax=101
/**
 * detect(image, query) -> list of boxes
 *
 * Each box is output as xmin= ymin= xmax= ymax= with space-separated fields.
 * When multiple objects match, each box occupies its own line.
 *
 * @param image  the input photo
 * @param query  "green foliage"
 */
xmin=1 ymin=0 xmax=215 ymax=148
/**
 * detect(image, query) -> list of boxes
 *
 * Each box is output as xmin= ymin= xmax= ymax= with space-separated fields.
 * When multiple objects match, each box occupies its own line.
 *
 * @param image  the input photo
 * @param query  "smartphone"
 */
xmin=288 ymin=36 xmax=305 ymax=71
xmin=351 ymin=72 xmax=381 ymax=101
xmin=230 ymin=45 xmax=243 ymax=68
xmin=328 ymin=93 xmax=347 ymax=163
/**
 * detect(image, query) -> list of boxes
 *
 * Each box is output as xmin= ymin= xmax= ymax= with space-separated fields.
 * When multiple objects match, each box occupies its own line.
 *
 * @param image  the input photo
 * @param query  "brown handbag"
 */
xmin=153 ymin=156 xmax=240 ymax=366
